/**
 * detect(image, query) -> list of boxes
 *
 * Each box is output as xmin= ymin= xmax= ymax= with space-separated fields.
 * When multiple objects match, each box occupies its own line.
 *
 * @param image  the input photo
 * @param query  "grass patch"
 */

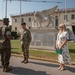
xmin=30 ymin=50 xmax=57 ymax=60
xmin=11 ymin=40 xmax=75 ymax=62
xmin=68 ymin=42 xmax=75 ymax=53
xmin=11 ymin=40 xmax=21 ymax=53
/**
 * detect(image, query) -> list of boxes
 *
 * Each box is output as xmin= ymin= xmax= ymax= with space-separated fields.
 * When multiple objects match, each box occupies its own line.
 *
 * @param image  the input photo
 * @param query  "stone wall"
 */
xmin=30 ymin=28 xmax=58 ymax=50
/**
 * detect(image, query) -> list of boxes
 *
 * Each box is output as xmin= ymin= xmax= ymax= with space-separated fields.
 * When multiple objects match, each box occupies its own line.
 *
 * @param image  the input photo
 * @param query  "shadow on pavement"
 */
xmin=10 ymin=66 xmax=50 ymax=75
xmin=29 ymin=60 xmax=75 ymax=73
xmin=0 ymin=66 xmax=2 ymax=68
xmin=66 ymin=66 xmax=75 ymax=73
xmin=29 ymin=61 xmax=59 ymax=68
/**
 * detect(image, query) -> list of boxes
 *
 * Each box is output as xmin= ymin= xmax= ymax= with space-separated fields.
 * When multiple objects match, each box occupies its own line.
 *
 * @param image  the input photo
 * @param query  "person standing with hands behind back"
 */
xmin=0 ymin=18 xmax=12 ymax=72
xmin=20 ymin=22 xmax=31 ymax=64
xmin=56 ymin=23 xmax=71 ymax=71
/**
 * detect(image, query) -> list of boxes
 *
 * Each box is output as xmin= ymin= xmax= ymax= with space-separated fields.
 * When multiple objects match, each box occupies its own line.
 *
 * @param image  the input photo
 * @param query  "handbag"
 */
xmin=56 ymin=48 xmax=62 ymax=54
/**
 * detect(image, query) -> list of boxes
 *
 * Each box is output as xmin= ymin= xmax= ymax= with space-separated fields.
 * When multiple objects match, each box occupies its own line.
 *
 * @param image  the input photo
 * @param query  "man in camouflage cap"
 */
xmin=20 ymin=22 xmax=31 ymax=63
xmin=3 ymin=18 xmax=9 ymax=23
xmin=0 ymin=18 xmax=12 ymax=72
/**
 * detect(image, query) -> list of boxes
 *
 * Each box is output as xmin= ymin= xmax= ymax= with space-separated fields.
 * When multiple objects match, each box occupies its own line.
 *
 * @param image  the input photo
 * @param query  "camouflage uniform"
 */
xmin=0 ymin=18 xmax=11 ymax=72
xmin=20 ymin=28 xmax=31 ymax=63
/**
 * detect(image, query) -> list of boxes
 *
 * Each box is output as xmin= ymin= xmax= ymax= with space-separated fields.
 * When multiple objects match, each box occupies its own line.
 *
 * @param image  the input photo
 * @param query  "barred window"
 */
xmin=29 ymin=18 xmax=31 ymax=22
xmin=71 ymin=14 xmax=75 ymax=19
xmin=64 ymin=15 xmax=68 ymax=20
xmin=15 ymin=19 xmax=17 ymax=22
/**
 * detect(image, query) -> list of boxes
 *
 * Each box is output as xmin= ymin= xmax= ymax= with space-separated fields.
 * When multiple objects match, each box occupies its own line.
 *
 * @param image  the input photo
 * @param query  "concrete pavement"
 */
xmin=0 ymin=56 xmax=75 ymax=75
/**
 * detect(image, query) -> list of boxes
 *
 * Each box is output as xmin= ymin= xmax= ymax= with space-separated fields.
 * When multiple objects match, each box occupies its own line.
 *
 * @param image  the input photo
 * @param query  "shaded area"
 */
xmin=66 ymin=66 xmax=75 ymax=73
xmin=11 ymin=51 xmax=21 ymax=55
xmin=69 ymin=49 xmax=75 ymax=53
xmin=0 ymin=66 xmax=2 ymax=68
xmin=30 ymin=61 xmax=59 ymax=68
xmin=10 ymin=66 xmax=50 ymax=75
xmin=29 ymin=60 xmax=75 ymax=73
xmin=11 ymin=48 xmax=19 ymax=50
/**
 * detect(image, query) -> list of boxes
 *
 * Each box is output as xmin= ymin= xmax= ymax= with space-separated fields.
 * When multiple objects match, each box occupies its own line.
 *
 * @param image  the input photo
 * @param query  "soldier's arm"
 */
xmin=6 ymin=27 xmax=12 ymax=40
xmin=28 ymin=30 xmax=32 ymax=43
xmin=19 ymin=29 xmax=22 ymax=36
xmin=6 ymin=31 xmax=12 ymax=39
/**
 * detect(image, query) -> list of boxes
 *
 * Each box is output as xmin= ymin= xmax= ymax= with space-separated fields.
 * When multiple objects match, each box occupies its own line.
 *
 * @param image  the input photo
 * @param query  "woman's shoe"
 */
xmin=58 ymin=67 xmax=61 ymax=70
xmin=60 ymin=67 xmax=65 ymax=71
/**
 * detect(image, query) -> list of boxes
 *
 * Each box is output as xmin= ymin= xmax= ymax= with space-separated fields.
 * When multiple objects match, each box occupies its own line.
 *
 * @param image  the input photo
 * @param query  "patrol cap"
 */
xmin=3 ymin=18 xmax=9 ymax=23
xmin=21 ymin=22 xmax=26 ymax=26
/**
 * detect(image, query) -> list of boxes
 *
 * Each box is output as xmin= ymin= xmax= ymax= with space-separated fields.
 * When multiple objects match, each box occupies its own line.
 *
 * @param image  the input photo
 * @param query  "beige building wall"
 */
xmin=12 ymin=16 xmax=21 ymax=32
xmin=58 ymin=11 xmax=75 ymax=25
xmin=11 ymin=8 xmax=75 ymax=33
xmin=11 ymin=13 xmax=34 ymax=33
xmin=68 ymin=12 xmax=75 ymax=25
xmin=53 ymin=9 xmax=75 ymax=27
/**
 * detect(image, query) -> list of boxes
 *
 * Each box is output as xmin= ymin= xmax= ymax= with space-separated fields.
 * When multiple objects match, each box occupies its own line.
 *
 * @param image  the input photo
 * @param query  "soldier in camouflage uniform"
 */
xmin=20 ymin=22 xmax=31 ymax=63
xmin=0 ymin=18 xmax=12 ymax=72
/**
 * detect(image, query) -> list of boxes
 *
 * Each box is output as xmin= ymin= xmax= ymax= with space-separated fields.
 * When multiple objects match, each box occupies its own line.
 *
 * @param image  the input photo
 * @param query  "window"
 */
xmin=21 ymin=18 xmax=24 ymax=23
xmin=29 ymin=26 xmax=31 ymax=29
xmin=64 ymin=15 xmax=68 ymax=20
xmin=15 ymin=27 xmax=17 ymax=31
xmin=55 ymin=16 xmax=58 ymax=26
xmin=71 ymin=14 xmax=75 ymax=19
xmin=29 ymin=18 xmax=31 ymax=22
xmin=15 ymin=19 xmax=17 ymax=22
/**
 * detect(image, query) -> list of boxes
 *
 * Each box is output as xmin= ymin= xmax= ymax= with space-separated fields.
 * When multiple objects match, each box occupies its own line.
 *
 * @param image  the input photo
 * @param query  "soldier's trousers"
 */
xmin=1 ymin=40 xmax=11 ymax=68
xmin=22 ymin=44 xmax=29 ymax=61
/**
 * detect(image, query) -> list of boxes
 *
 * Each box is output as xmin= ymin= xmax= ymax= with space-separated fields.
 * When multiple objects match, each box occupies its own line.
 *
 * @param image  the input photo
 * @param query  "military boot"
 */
xmin=24 ymin=58 xmax=28 ymax=64
xmin=3 ymin=66 xmax=12 ymax=72
xmin=21 ymin=59 xmax=25 ymax=63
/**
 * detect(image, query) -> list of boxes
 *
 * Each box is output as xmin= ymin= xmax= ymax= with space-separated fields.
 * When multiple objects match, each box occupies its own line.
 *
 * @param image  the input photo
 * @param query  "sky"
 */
xmin=0 ymin=0 xmax=75 ymax=24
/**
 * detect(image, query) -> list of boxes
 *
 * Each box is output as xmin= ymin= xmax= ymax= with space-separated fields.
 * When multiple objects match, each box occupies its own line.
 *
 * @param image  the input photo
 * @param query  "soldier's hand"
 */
xmin=7 ymin=35 xmax=12 ymax=40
